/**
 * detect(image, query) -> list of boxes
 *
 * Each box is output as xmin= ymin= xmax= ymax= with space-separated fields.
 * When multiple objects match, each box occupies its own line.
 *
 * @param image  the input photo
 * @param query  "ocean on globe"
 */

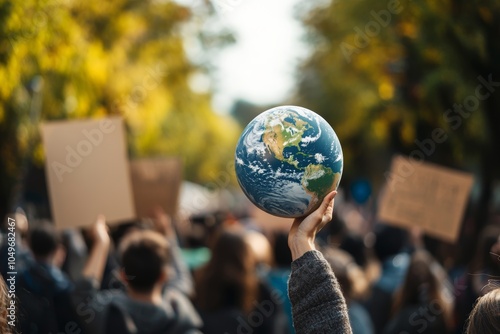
xmin=235 ymin=105 xmax=343 ymax=218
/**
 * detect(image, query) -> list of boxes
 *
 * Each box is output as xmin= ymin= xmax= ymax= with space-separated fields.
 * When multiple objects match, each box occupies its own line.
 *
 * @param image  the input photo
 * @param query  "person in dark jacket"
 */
xmin=17 ymin=220 xmax=82 ymax=334
xmin=72 ymin=212 xmax=202 ymax=334
xmin=364 ymin=225 xmax=410 ymax=333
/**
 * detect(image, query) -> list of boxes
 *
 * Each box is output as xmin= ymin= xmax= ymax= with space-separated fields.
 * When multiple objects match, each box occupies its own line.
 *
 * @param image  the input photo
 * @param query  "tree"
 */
xmin=0 ymin=0 xmax=240 ymax=217
xmin=295 ymin=0 xmax=500 ymax=227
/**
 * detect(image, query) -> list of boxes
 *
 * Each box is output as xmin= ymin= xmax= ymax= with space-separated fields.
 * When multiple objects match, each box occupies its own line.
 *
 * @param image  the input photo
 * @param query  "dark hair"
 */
xmin=272 ymin=232 xmax=292 ymax=267
xmin=373 ymin=225 xmax=408 ymax=261
xmin=466 ymin=288 xmax=500 ymax=334
xmin=392 ymin=250 xmax=452 ymax=328
xmin=119 ymin=231 xmax=170 ymax=293
xmin=109 ymin=220 xmax=148 ymax=248
xmin=340 ymin=234 xmax=367 ymax=267
xmin=195 ymin=229 xmax=258 ymax=314
xmin=29 ymin=221 xmax=60 ymax=257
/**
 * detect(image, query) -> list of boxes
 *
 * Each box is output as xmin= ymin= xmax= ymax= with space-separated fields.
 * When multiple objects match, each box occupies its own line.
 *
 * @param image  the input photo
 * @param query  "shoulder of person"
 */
xmin=163 ymin=287 xmax=203 ymax=328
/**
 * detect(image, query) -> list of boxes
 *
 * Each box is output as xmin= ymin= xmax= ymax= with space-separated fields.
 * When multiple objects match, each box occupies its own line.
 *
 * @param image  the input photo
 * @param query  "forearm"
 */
xmin=288 ymin=250 xmax=352 ymax=334
xmin=289 ymin=234 xmax=316 ymax=261
xmin=166 ymin=236 xmax=194 ymax=296
xmin=82 ymin=240 xmax=110 ymax=283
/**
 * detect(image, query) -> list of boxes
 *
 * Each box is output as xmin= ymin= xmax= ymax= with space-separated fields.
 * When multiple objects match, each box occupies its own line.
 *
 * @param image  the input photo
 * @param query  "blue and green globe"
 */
xmin=235 ymin=105 xmax=343 ymax=218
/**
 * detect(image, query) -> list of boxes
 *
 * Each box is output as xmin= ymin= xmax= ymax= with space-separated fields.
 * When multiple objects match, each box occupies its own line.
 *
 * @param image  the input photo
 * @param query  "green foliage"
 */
xmin=0 ymin=0 xmax=240 ymax=214
xmin=296 ymin=0 xmax=500 ymax=186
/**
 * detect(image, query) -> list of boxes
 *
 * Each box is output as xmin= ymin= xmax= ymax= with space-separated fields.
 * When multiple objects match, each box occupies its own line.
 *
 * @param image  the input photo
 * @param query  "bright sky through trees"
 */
xmin=208 ymin=0 xmax=307 ymax=112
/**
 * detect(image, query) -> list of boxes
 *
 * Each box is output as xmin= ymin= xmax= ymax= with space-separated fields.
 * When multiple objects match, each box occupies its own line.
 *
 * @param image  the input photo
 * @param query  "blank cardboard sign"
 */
xmin=378 ymin=156 xmax=474 ymax=242
xmin=41 ymin=117 xmax=135 ymax=229
xmin=130 ymin=158 xmax=183 ymax=218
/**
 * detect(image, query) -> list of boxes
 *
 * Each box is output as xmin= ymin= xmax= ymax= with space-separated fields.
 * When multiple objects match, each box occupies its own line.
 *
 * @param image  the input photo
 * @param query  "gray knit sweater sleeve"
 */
xmin=288 ymin=250 xmax=352 ymax=334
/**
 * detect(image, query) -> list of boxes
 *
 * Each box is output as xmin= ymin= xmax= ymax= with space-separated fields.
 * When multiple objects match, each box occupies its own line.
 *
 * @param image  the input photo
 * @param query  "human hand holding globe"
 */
xmin=288 ymin=190 xmax=337 ymax=260
xmin=235 ymin=105 xmax=343 ymax=218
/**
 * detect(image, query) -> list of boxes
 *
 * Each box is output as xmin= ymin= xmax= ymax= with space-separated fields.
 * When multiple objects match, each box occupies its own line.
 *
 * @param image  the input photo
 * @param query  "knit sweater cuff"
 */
xmin=290 ymin=249 xmax=326 ymax=272
xmin=289 ymin=250 xmax=352 ymax=334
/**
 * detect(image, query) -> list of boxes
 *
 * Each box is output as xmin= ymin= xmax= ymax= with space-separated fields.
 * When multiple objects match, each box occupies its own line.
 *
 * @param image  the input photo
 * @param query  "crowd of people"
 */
xmin=1 ymin=191 xmax=500 ymax=334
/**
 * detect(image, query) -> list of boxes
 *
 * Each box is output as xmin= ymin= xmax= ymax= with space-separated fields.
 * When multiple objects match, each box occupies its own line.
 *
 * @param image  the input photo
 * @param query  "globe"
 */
xmin=235 ymin=105 xmax=343 ymax=218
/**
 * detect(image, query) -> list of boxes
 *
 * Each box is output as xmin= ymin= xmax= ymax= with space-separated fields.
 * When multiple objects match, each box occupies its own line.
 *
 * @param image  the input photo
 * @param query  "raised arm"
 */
xmin=287 ymin=192 xmax=352 ymax=334
xmin=71 ymin=216 xmax=111 ymax=333
xmin=82 ymin=216 xmax=110 ymax=283
xmin=153 ymin=208 xmax=194 ymax=296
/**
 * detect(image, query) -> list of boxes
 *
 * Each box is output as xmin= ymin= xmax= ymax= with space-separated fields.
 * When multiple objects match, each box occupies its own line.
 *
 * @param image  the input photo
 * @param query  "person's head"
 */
xmin=393 ymin=250 xmax=452 ymax=325
xmin=109 ymin=219 xmax=148 ymax=248
xmin=322 ymin=248 xmax=369 ymax=301
xmin=340 ymin=234 xmax=368 ymax=268
xmin=195 ymin=229 xmax=258 ymax=314
xmin=326 ymin=213 xmax=347 ymax=245
xmin=1 ymin=275 xmax=12 ymax=333
xmin=272 ymin=231 xmax=292 ymax=268
xmin=244 ymin=230 xmax=272 ymax=266
xmin=119 ymin=230 xmax=170 ymax=293
xmin=28 ymin=220 xmax=62 ymax=262
xmin=373 ymin=225 xmax=408 ymax=262
xmin=209 ymin=228 xmax=257 ymax=275
xmin=396 ymin=250 xmax=439 ymax=304
xmin=472 ymin=225 xmax=500 ymax=274
xmin=466 ymin=288 xmax=500 ymax=334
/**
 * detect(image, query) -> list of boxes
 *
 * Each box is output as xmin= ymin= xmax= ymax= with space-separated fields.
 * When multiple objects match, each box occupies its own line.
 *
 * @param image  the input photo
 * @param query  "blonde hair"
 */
xmin=1 ymin=275 xmax=13 ymax=334
xmin=466 ymin=288 xmax=500 ymax=334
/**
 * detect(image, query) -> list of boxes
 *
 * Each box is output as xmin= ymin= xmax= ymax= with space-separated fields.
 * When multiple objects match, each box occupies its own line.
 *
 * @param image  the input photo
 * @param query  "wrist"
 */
xmin=289 ymin=235 xmax=316 ymax=260
xmin=94 ymin=235 xmax=111 ymax=248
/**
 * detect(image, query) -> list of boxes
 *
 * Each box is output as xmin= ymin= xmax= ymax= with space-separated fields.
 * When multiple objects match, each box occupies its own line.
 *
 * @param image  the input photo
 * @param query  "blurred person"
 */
xmin=265 ymin=232 xmax=295 ymax=333
xmin=72 ymin=212 xmax=202 ymax=334
xmin=286 ymin=190 xmax=352 ymax=333
xmin=324 ymin=213 xmax=368 ymax=268
xmin=17 ymin=219 xmax=82 ymax=334
xmin=383 ymin=250 xmax=453 ymax=334
xmin=245 ymin=229 xmax=273 ymax=269
xmin=1 ymin=211 xmax=33 ymax=278
xmin=1 ymin=274 xmax=14 ymax=334
xmin=323 ymin=248 xmax=374 ymax=334
xmin=453 ymin=224 xmax=500 ymax=333
xmin=364 ymin=225 xmax=410 ymax=333
xmin=465 ymin=288 xmax=500 ymax=334
xmin=60 ymin=228 xmax=89 ymax=282
xmin=194 ymin=228 xmax=289 ymax=334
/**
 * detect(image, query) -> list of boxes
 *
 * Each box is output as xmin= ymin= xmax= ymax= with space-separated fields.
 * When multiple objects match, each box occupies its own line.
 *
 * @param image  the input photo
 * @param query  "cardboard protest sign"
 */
xmin=41 ymin=117 xmax=135 ymax=228
xmin=378 ymin=155 xmax=474 ymax=242
xmin=130 ymin=158 xmax=183 ymax=218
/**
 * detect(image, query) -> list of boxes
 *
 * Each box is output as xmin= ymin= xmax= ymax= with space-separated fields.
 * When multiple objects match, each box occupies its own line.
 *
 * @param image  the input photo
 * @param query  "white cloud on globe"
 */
xmin=315 ymin=153 xmax=326 ymax=163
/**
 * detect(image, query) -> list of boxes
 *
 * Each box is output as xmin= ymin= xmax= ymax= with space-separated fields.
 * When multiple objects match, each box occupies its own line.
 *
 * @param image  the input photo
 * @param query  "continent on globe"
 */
xmin=235 ymin=105 xmax=343 ymax=218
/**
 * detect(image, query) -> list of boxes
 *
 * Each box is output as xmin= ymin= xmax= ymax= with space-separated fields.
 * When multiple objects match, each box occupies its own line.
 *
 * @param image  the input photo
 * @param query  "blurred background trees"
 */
xmin=295 ymin=0 xmax=500 ymax=228
xmin=0 ymin=0 xmax=239 ymax=216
